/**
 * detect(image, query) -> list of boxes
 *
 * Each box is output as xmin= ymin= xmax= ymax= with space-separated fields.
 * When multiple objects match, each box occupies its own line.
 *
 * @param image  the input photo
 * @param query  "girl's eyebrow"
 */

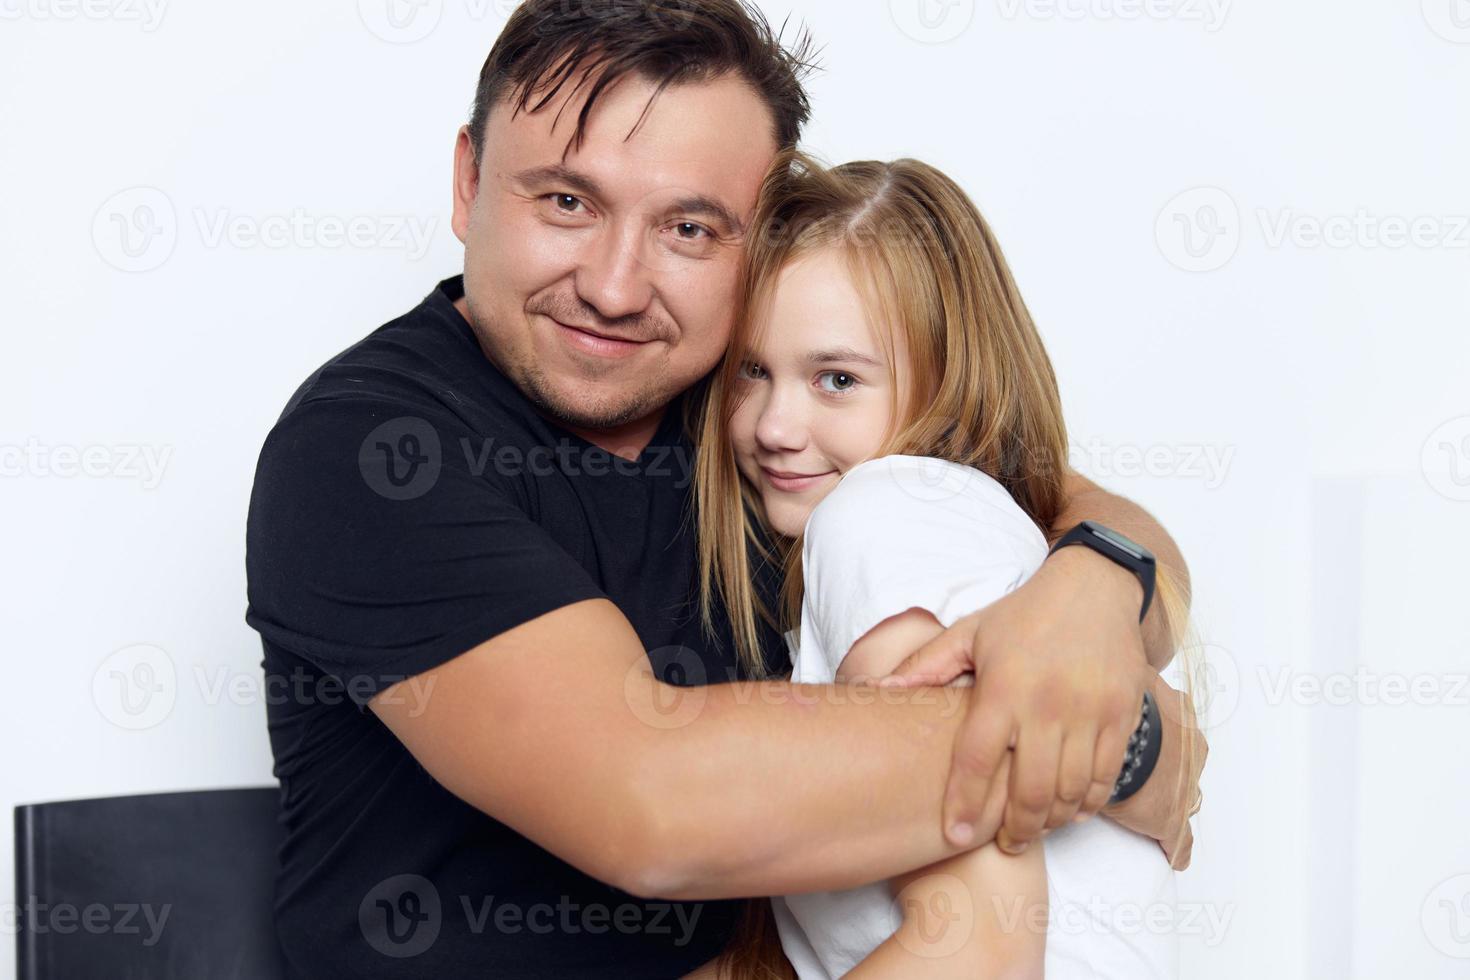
xmin=806 ymin=346 xmax=883 ymax=367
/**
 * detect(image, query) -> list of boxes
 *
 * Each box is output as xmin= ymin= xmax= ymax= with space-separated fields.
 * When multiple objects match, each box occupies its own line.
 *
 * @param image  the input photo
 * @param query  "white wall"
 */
xmin=2 ymin=1 xmax=1467 ymax=977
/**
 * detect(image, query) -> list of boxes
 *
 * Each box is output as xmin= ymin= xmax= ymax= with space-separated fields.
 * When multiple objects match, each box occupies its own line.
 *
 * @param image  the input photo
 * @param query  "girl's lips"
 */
xmin=760 ymin=466 xmax=836 ymax=493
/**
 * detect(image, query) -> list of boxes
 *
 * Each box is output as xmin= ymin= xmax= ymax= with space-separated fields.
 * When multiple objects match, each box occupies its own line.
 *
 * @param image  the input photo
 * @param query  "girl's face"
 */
xmin=730 ymin=247 xmax=908 ymax=537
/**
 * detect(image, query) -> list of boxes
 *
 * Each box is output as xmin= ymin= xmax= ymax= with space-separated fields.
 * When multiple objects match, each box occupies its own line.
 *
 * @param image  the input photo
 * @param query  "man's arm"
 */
xmin=371 ymin=597 xmax=985 ymax=903
xmin=883 ymin=472 xmax=1203 ymax=863
xmin=1054 ymin=469 xmax=1191 ymax=671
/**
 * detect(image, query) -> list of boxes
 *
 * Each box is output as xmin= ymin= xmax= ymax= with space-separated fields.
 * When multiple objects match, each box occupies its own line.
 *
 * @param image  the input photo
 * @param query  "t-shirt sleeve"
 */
xmin=244 ymin=394 xmax=606 ymax=706
xmin=801 ymin=456 xmax=1050 ymax=678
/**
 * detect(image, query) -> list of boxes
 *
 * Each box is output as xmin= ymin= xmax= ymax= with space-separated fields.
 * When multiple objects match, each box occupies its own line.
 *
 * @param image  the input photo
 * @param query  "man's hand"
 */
xmin=1104 ymin=673 xmax=1207 ymax=870
xmin=880 ymin=546 xmax=1154 ymax=854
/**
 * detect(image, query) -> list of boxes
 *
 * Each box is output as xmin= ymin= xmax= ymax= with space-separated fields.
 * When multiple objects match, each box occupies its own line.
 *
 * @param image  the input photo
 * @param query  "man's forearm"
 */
xmin=1053 ymin=470 xmax=1191 ymax=670
xmin=629 ymin=676 xmax=981 ymax=901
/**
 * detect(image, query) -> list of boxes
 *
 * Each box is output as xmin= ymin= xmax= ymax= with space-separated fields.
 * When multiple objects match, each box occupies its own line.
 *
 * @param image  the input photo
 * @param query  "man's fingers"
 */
xmin=1078 ymin=779 xmax=1112 ymax=818
xmin=1165 ymin=820 xmax=1194 ymax=871
xmin=941 ymin=700 xmax=1011 ymax=846
xmin=998 ymin=723 xmax=1061 ymax=853
xmin=1046 ymin=729 xmax=1095 ymax=829
xmin=1085 ymin=723 xmax=1129 ymax=818
xmin=878 ymin=627 xmax=973 ymax=688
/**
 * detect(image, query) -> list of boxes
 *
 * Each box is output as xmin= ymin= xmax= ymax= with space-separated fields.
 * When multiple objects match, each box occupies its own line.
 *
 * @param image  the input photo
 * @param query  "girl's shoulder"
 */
xmin=802 ymin=454 xmax=1047 ymax=559
xmin=809 ymin=454 xmax=1023 ymax=525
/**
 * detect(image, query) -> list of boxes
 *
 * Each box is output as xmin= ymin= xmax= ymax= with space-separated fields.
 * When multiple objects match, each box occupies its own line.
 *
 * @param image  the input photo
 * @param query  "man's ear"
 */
xmin=451 ymin=125 xmax=480 ymax=244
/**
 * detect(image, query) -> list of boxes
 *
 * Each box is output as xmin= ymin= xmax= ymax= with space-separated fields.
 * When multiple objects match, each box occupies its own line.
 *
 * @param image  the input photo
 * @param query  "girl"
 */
xmin=693 ymin=152 xmax=1197 ymax=978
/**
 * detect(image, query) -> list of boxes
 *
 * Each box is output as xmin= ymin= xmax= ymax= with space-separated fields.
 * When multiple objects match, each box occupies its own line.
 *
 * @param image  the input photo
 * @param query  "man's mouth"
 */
xmin=545 ymin=315 xmax=656 ymax=360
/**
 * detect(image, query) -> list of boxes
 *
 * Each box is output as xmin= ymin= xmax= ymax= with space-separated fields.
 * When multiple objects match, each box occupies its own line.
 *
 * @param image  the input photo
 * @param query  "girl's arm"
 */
xmin=848 ymin=840 xmax=1046 ymax=980
xmin=840 ymin=612 xmax=1047 ymax=979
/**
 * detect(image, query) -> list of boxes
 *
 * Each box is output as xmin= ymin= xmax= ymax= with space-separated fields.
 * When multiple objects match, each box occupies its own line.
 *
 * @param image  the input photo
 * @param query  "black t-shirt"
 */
xmin=245 ymin=276 xmax=782 ymax=979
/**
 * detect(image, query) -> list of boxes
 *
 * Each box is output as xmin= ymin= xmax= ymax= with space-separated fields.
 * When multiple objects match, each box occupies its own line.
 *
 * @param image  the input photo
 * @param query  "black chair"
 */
xmin=14 ymin=787 xmax=289 ymax=980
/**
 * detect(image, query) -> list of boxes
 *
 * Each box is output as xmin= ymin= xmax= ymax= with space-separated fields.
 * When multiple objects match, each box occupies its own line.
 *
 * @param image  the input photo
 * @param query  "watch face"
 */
xmin=1087 ymin=522 xmax=1150 ymax=561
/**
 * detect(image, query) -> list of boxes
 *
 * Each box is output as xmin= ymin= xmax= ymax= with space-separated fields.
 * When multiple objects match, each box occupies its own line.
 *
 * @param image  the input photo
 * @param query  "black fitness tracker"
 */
xmin=1048 ymin=520 xmax=1157 ymax=624
xmin=1108 ymin=689 xmax=1162 ymax=804
xmin=1047 ymin=521 xmax=1163 ymax=803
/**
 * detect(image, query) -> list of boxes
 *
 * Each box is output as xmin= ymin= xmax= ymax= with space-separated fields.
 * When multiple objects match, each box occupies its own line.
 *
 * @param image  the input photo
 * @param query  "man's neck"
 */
xmin=561 ymin=412 xmax=665 ymax=462
xmin=452 ymin=294 xmax=665 ymax=462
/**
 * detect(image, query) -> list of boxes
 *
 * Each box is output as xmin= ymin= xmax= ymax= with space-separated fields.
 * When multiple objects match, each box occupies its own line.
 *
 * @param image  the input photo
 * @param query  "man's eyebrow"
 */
xmin=668 ymin=195 xmax=745 ymax=236
xmin=807 ymin=346 xmax=884 ymax=367
xmin=510 ymin=165 xmax=603 ymax=198
xmin=511 ymin=167 xmax=744 ymax=235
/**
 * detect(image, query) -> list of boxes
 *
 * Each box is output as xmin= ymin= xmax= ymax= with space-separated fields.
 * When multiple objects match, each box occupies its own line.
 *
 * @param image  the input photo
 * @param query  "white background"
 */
xmin=3 ymin=0 xmax=1469 ymax=976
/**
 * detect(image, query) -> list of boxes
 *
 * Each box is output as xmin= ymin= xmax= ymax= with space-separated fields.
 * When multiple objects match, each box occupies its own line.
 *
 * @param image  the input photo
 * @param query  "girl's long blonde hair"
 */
xmin=696 ymin=150 xmax=1071 ymax=678
xmin=694 ymin=151 xmax=1204 ymax=980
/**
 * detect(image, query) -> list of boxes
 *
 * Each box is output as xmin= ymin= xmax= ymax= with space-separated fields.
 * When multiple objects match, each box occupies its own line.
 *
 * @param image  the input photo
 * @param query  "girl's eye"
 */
xmin=816 ymin=371 xmax=858 ymax=394
xmin=737 ymin=361 xmax=767 ymax=381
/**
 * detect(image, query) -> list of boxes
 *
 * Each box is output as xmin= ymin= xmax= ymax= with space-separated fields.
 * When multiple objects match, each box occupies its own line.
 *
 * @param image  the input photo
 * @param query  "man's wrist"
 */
xmin=1044 ymin=539 xmax=1145 ymax=609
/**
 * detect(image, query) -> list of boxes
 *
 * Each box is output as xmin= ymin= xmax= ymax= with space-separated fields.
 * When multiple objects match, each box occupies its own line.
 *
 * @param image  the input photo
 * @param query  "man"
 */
xmin=245 ymin=1 xmax=1204 ymax=976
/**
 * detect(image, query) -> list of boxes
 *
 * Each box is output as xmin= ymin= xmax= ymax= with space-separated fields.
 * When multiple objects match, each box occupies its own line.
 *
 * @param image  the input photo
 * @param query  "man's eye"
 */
xmin=816 ymin=371 xmax=858 ymax=393
xmin=672 ymin=221 xmax=712 ymax=241
xmin=737 ymin=361 xmax=767 ymax=380
xmin=549 ymin=193 xmax=586 ymax=213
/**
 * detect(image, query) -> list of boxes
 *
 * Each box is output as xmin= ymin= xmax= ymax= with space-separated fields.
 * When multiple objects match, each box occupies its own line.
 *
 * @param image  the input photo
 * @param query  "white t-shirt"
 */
xmin=771 ymin=455 xmax=1179 ymax=979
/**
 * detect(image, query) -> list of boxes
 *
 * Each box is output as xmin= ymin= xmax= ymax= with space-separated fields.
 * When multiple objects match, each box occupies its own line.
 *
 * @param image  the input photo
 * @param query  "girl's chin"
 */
xmin=762 ymin=499 xmax=815 ymax=538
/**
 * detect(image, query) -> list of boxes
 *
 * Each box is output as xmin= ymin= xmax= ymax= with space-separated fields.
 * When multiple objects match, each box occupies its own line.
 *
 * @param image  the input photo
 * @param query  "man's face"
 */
xmin=451 ymin=72 xmax=779 ymax=433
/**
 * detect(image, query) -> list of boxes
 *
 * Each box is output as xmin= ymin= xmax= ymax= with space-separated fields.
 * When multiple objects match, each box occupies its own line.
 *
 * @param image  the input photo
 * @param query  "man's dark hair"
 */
xmin=468 ymin=0 xmax=818 ymax=159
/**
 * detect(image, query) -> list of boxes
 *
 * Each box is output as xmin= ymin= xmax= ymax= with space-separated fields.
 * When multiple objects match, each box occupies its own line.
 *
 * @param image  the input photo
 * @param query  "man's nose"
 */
xmin=574 ymin=222 xmax=655 ymax=322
